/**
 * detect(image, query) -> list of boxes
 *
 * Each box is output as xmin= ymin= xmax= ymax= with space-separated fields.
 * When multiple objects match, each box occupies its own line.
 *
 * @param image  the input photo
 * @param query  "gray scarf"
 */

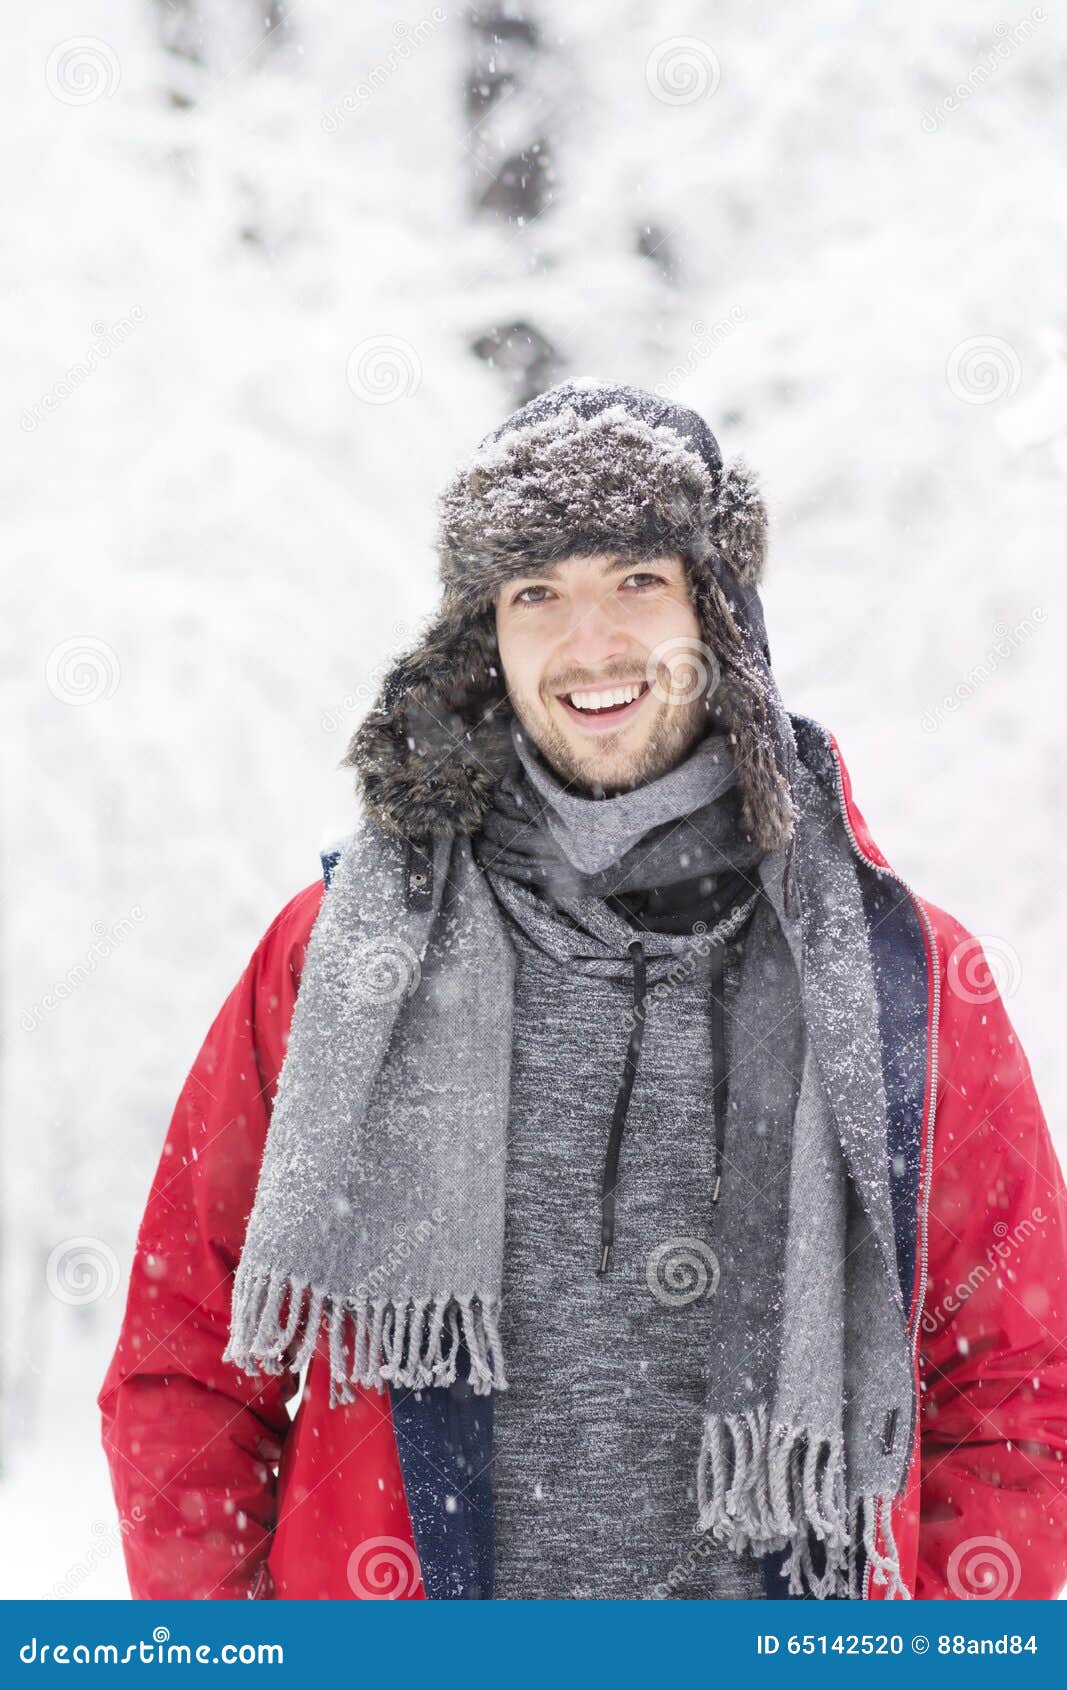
xmin=223 ymin=722 xmax=913 ymax=1599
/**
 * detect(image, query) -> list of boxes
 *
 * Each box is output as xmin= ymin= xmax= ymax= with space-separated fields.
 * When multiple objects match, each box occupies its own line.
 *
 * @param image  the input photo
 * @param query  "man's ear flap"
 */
xmin=341 ymin=604 xmax=514 ymax=840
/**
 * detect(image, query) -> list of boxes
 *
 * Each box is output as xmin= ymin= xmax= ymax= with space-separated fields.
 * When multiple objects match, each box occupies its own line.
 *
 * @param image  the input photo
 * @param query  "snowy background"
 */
xmin=2 ymin=0 xmax=1065 ymax=1598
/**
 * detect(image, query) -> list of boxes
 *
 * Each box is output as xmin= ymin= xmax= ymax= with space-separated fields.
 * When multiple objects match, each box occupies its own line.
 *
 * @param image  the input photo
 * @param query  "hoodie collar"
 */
xmin=510 ymin=717 xmax=740 ymax=877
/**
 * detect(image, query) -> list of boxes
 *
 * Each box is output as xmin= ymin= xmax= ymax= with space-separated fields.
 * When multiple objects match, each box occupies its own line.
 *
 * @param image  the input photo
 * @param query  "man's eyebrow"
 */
xmin=601 ymin=556 xmax=646 ymax=577
xmin=516 ymin=555 xmax=666 ymax=583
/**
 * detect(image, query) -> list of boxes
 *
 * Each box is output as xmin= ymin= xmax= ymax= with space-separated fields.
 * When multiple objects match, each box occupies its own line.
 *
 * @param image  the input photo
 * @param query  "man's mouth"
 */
xmin=554 ymin=679 xmax=651 ymax=734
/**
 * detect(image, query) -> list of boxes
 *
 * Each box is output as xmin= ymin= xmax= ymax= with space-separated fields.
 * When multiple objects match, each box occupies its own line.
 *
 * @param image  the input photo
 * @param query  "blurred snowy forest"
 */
xmin=2 ymin=0 xmax=1065 ymax=1596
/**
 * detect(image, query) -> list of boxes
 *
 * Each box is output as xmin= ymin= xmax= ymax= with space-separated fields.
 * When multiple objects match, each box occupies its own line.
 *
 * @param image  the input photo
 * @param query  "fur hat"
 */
xmin=344 ymin=379 xmax=797 ymax=850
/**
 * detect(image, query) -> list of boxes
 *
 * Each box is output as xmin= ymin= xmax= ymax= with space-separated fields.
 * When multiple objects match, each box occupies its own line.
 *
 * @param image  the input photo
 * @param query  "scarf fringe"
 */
xmin=696 ymin=1407 xmax=909 ymax=1600
xmin=222 ymin=1265 xmax=508 ymax=1406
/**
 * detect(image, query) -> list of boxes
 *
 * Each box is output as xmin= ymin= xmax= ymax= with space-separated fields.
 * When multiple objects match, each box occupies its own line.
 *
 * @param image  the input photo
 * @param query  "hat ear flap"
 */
xmin=686 ymin=567 xmax=796 ymax=853
xmin=342 ymin=605 xmax=514 ymax=841
xmin=709 ymin=456 xmax=768 ymax=587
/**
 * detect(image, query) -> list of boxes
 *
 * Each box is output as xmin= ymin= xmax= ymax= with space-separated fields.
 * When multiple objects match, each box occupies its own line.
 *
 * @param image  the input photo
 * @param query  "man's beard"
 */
xmin=510 ymin=689 xmax=711 ymax=797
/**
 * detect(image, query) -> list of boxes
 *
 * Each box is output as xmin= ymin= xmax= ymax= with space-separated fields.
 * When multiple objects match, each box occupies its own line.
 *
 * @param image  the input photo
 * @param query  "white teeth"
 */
xmin=566 ymin=683 xmax=644 ymax=711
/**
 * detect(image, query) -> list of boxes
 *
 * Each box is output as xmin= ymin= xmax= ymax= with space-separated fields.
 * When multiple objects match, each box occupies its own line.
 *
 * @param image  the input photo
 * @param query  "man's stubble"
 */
xmin=508 ymin=687 xmax=711 ymax=797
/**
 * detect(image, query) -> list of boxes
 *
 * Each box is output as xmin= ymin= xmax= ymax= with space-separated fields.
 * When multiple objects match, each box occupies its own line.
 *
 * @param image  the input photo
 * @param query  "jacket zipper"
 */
xmin=827 ymin=744 xmax=940 ymax=1602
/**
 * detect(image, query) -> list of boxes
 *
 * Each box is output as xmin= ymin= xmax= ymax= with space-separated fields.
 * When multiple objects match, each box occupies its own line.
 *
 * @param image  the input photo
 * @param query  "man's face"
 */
xmin=494 ymin=552 xmax=714 ymax=794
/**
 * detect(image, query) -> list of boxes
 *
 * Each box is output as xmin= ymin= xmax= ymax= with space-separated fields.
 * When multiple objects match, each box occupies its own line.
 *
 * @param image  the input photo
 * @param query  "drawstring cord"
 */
xmin=708 ymin=940 xmax=728 ymax=1205
xmin=597 ymin=939 xmax=647 ymax=1277
xmin=596 ymin=933 xmax=733 ymax=1277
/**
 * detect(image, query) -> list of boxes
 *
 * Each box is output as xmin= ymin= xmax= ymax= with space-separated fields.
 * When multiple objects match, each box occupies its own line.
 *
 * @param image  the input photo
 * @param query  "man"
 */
xmin=99 ymin=380 xmax=1067 ymax=1602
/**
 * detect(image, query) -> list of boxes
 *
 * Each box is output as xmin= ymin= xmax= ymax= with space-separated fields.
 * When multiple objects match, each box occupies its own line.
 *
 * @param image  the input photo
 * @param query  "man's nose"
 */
xmin=557 ymin=595 xmax=632 ymax=668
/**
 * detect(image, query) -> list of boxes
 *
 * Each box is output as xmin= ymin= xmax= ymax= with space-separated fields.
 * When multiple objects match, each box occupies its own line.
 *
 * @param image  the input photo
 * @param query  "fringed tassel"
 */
xmin=222 ymin=1264 xmax=508 ymax=1408
xmin=697 ymin=1409 xmax=906 ymax=1600
xmin=861 ymin=1494 xmax=911 ymax=1601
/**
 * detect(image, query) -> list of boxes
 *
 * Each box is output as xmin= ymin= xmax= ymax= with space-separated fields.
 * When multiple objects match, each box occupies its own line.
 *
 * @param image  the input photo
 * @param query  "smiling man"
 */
xmin=99 ymin=380 xmax=1067 ymax=1603
xmin=496 ymin=548 xmax=711 ymax=795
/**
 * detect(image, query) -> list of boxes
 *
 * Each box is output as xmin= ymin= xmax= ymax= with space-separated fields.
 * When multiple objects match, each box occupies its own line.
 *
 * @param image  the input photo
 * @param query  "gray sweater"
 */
xmin=488 ymin=876 xmax=767 ymax=1600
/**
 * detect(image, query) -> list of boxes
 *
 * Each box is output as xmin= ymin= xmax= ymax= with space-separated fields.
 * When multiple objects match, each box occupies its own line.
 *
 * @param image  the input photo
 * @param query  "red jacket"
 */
xmin=98 ymin=721 xmax=1067 ymax=1600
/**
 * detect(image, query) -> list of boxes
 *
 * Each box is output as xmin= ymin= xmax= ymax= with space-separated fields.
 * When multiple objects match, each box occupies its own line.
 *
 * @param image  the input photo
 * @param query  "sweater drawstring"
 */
xmin=597 ymin=939 xmax=647 ymax=1277
xmin=708 ymin=941 xmax=727 ymax=1204
xmin=596 ymin=934 xmax=732 ymax=1277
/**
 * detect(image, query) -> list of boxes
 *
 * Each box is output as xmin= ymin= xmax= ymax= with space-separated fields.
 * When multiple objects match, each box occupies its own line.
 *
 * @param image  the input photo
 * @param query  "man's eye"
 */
xmin=622 ymin=573 xmax=663 ymax=591
xmin=514 ymin=585 xmax=553 ymax=605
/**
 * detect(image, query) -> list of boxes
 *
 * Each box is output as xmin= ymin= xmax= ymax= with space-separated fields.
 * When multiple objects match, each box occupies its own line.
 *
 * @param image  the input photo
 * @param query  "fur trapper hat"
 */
xmin=344 ymin=379 xmax=797 ymax=851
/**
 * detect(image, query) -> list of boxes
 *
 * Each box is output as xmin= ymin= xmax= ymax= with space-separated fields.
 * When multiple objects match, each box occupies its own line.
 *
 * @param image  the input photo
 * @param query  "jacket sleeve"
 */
xmin=97 ymin=881 xmax=325 ymax=1600
xmin=916 ymin=913 xmax=1067 ymax=1600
